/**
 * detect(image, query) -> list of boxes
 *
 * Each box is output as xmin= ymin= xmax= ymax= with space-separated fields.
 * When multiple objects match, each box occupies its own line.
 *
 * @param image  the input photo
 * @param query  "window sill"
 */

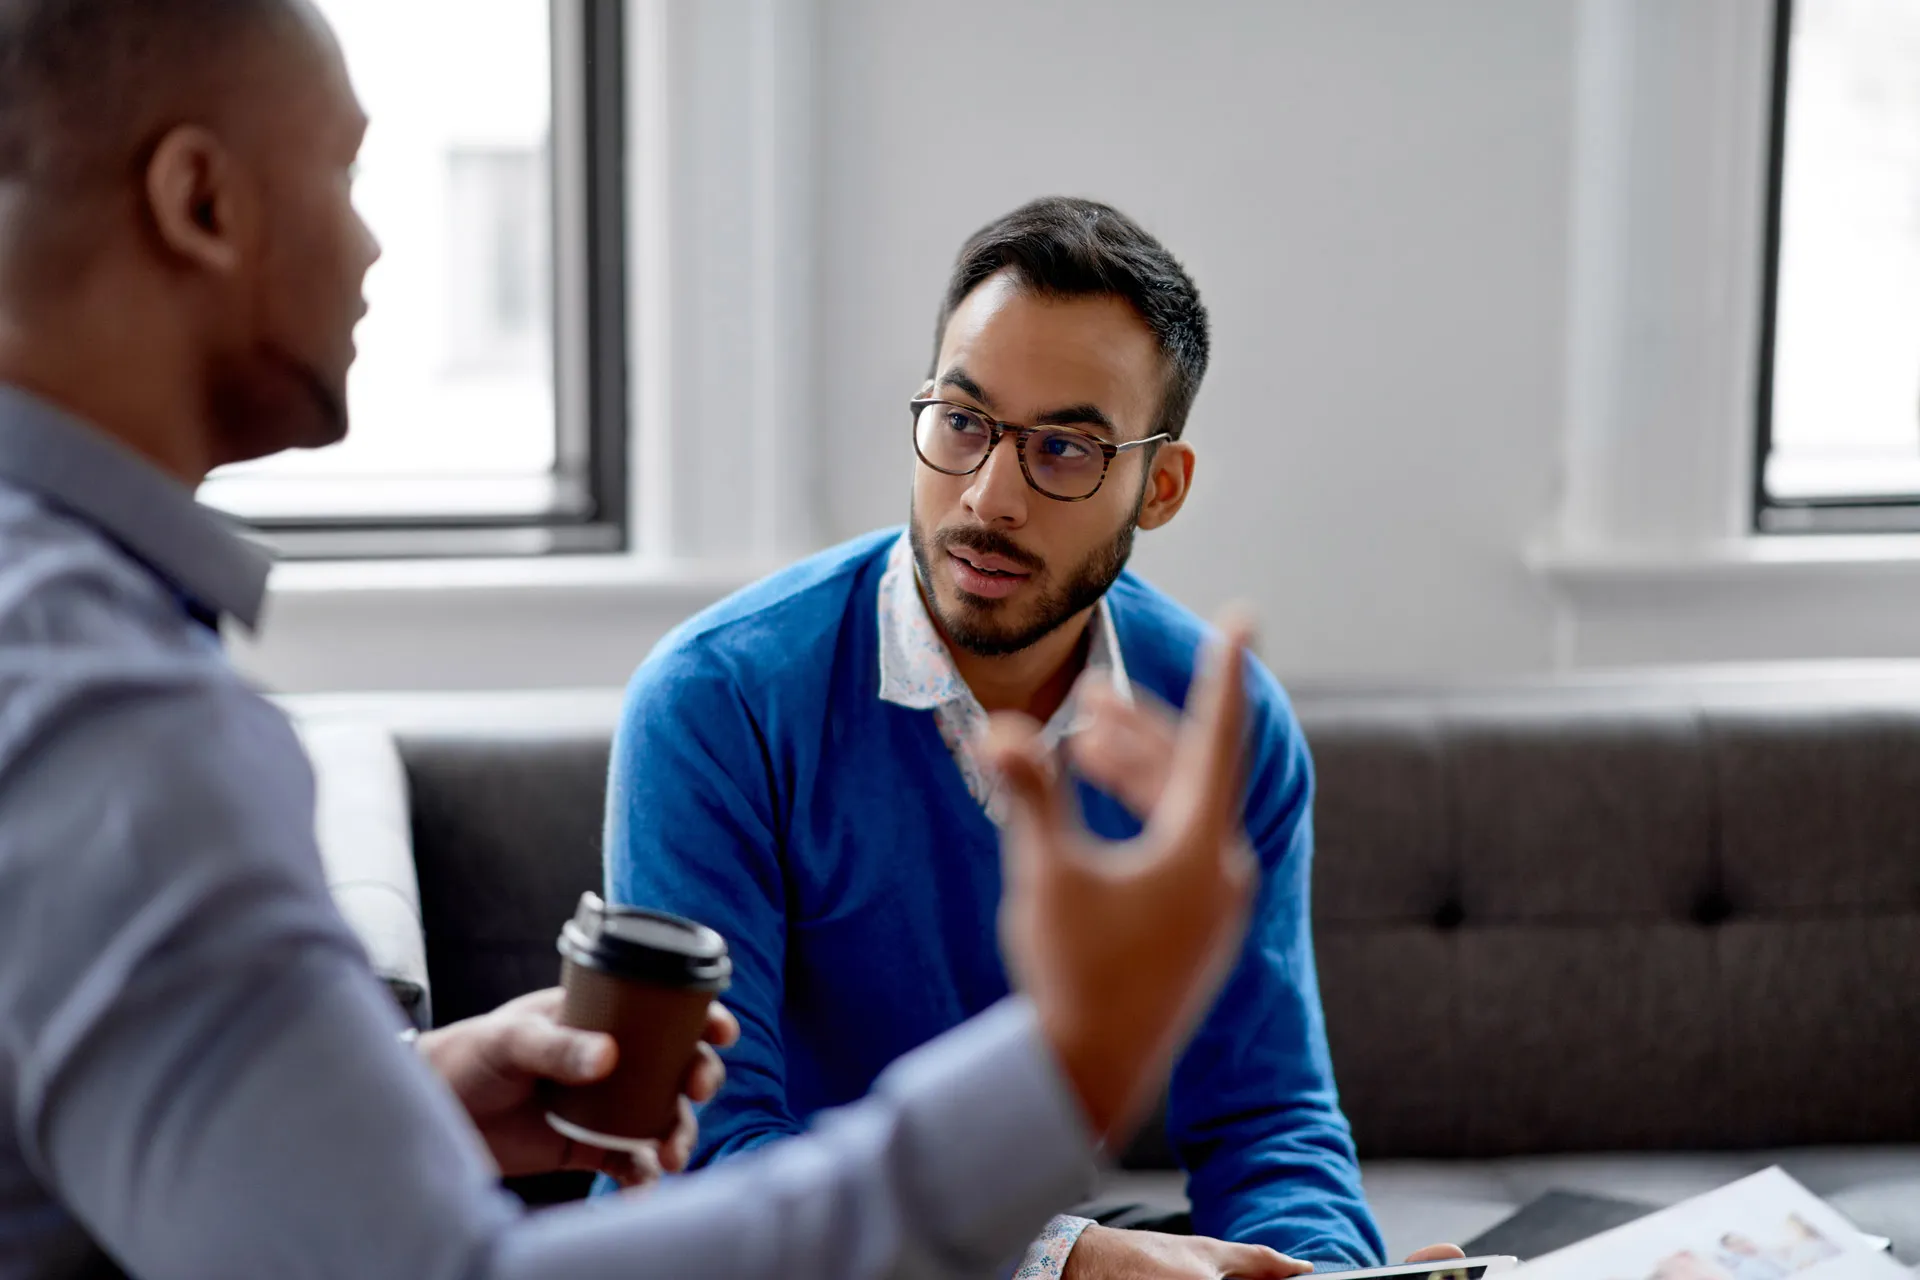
xmin=1530 ymin=533 xmax=1920 ymax=588
xmin=264 ymin=552 xmax=781 ymax=598
xmin=1529 ymin=535 xmax=1920 ymax=668
xmin=236 ymin=553 xmax=788 ymax=694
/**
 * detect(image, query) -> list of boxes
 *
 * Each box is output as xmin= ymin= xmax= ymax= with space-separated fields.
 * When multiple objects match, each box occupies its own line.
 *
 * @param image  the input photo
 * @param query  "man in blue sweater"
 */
xmin=608 ymin=198 xmax=1444 ymax=1277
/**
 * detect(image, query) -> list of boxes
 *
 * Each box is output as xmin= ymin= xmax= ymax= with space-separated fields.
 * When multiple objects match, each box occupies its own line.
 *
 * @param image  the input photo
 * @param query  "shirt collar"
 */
xmin=0 ymin=383 xmax=273 ymax=631
xmin=877 ymin=531 xmax=1129 ymax=712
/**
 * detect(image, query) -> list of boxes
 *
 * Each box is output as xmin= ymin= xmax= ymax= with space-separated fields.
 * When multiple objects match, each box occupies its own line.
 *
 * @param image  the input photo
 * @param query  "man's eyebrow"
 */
xmin=935 ymin=368 xmax=994 ymax=408
xmin=1034 ymin=403 xmax=1116 ymax=436
xmin=936 ymin=370 xmax=1117 ymax=436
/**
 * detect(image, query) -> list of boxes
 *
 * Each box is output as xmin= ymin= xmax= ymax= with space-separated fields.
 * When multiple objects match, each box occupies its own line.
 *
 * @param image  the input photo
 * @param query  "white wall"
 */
xmin=241 ymin=0 xmax=1920 ymax=695
xmin=813 ymin=0 xmax=1578 ymax=682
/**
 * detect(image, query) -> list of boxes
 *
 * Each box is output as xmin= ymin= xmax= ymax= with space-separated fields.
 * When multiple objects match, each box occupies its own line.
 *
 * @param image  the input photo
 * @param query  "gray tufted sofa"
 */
xmin=289 ymin=664 xmax=1920 ymax=1261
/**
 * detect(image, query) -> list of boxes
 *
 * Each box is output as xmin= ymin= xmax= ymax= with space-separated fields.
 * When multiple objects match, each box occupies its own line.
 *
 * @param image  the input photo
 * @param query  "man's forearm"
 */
xmin=502 ymin=999 xmax=1099 ymax=1279
xmin=37 ymin=924 xmax=1095 ymax=1280
xmin=1183 ymin=1105 xmax=1381 ymax=1267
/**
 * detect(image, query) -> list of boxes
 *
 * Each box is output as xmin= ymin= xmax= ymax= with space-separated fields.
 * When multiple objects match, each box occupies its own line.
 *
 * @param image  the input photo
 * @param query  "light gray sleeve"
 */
xmin=497 ymin=997 xmax=1094 ymax=1280
xmin=0 ymin=681 xmax=1096 ymax=1280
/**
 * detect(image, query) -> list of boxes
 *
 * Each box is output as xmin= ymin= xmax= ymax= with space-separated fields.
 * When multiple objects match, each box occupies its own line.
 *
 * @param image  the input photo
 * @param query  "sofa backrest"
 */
xmin=389 ymin=673 xmax=1920 ymax=1165
xmin=1304 ymin=691 xmax=1920 ymax=1159
xmin=402 ymin=733 xmax=611 ymax=1028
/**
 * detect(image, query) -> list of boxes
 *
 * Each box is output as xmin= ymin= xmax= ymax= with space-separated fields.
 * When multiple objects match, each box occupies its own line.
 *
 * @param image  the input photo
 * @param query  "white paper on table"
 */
xmin=1505 ymin=1168 xmax=1907 ymax=1280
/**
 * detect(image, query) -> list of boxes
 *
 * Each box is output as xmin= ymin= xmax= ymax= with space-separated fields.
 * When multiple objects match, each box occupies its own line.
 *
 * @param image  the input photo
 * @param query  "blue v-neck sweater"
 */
xmin=605 ymin=530 xmax=1383 ymax=1267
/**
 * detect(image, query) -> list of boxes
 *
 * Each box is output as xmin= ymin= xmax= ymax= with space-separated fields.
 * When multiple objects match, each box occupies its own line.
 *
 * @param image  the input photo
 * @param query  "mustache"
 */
xmin=934 ymin=526 xmax=1045 ymax=574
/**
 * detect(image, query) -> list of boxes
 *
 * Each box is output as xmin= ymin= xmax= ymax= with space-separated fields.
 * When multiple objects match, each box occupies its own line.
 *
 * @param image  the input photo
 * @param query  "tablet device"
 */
xmin=1322 ymin=1257 xmax=1519 ymax=1280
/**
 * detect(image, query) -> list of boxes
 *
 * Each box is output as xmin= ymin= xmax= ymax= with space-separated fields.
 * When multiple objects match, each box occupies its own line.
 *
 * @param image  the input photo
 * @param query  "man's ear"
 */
xmin=1135 ymin=440 xmax=1195 ymax=531
xmin=144 ymin=124 xmax=248 ymax=276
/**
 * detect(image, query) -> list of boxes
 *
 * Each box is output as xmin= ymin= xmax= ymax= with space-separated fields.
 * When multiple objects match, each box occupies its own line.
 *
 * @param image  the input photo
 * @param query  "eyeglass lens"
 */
xmin=913 ymin=402 xmax=1109 ymax=500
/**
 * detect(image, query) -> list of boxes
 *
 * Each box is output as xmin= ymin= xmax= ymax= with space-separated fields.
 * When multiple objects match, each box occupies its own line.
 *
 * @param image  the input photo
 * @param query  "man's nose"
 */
xmin=962 ymin=435 xmax=1030 ymax=527
xmin=357 ymin=211 xmax=383 ymax=271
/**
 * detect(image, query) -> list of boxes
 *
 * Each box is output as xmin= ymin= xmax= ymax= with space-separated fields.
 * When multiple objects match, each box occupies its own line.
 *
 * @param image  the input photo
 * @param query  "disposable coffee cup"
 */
xmin=544 ymin=892 xmax=731 ymax=1155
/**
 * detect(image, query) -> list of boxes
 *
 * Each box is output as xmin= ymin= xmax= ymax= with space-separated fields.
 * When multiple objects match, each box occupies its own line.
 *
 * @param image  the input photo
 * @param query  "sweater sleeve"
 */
xmin=1168 ymin=668 xmax=1387 ymax=1268
xmin=604 ymin=642 xmax=805 ymax=1163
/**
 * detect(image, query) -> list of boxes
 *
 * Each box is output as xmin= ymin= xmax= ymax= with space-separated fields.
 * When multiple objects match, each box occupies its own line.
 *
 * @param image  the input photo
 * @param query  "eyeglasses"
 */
xmin=909 ymin=398 xmax=1171 ymax=502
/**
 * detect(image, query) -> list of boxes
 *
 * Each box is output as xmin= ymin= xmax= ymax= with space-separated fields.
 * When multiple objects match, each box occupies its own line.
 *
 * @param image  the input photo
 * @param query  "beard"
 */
xmin=207 ymin=344 xmax=350 ymax=466
xmin=909 ymin=498 xmax=1140 ymax=658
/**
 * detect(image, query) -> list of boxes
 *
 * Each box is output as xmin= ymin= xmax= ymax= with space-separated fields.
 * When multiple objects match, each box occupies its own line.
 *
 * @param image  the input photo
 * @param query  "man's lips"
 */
xmin=946 ymin=547 xmax=1034 ymax=600
xmin=948 ymin=546 xmax=1033 ymax=578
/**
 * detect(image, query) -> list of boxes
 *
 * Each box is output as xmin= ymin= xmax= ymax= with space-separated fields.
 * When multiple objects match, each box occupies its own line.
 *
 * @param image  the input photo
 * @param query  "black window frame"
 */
xmin=237 ymin=1 xmax=629 ymax=560
xmin=1754 ymin=0 xmax=1920 ymax=533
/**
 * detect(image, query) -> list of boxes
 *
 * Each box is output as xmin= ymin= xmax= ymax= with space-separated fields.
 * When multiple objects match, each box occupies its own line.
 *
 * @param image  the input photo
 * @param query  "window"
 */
xmin=1757 ymin=0 xmax=1920 ymax=531
xmin=201 ymin=1 xmax=628 ymax=558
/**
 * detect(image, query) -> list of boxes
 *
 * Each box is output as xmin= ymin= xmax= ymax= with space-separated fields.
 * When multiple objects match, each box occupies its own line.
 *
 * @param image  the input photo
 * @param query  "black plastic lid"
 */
xmin=557 ymin=892 xmax=731 ymax=991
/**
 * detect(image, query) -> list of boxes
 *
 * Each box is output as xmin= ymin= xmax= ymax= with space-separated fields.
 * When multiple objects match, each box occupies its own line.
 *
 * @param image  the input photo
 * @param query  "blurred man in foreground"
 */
xmin=0 ymin=1 xmax=1263 ymax=1276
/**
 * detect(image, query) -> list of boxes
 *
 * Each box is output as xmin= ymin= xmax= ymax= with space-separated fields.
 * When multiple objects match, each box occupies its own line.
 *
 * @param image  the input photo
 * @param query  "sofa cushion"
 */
xmin=296 ymin=719 xmax=431 ymax=1027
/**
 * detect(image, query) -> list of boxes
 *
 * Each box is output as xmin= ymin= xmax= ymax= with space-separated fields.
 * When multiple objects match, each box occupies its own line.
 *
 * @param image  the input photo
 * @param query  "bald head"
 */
xmin=0 ymin=0 xmax=378 ymax=480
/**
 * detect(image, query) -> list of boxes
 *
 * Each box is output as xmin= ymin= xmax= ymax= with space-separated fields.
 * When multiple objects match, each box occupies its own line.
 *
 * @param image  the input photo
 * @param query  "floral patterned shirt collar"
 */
xmin=878 ymin=532 xmax=1129 ymax=711
xmin=876 ymin=534 xmax=974 ymax=712
xmin=877 ymin=532 xmax=1130 ymax=821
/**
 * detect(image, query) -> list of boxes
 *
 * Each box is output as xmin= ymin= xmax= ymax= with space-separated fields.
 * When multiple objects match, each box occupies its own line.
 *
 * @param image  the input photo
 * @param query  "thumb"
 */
xmin=1406 ymin=1245 xmax=1467 ymax=1264
xmin=500 ymin=1018 xmax=617 ymax=1086
xmin=1211 ymin=1241 xmax=1314 ymax=1278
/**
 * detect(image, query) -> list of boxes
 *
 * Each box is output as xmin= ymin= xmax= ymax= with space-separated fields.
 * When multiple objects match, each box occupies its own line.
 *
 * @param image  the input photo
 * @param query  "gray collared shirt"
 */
xmin=0 ymin=384 xmax=1095 ymax=1280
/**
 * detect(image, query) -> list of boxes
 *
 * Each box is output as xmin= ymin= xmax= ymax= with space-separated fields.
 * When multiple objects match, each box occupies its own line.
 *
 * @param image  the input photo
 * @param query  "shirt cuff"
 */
xmin=1013 ymin=1215 xmax=1096 ymax=1278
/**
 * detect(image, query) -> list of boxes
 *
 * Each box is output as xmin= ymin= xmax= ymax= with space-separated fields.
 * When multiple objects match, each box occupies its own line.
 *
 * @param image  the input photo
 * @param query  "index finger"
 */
xmin=1212 ymin=1241 xmax=1313 ymax=1278
xmin=505 ymin=986 xmax=566 ymax=1018
xmin=980 ymin=710 xmax=1079 ymax=889
xmin=1154 ymin=609 xmax=1254 ymax=843
xmin=500 ymin=1017 xmax=617 ymax=1085
xmin=1405 ymin=1245 xmax=1466 ymax=1264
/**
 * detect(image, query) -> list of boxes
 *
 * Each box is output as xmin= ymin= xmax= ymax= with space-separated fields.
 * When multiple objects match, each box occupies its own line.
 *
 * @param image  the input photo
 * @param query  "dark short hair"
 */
xmin=0 ymin=0 xmax=296 ymax=186
xmin=932 ymin=197 xmax=1211 ymax=440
